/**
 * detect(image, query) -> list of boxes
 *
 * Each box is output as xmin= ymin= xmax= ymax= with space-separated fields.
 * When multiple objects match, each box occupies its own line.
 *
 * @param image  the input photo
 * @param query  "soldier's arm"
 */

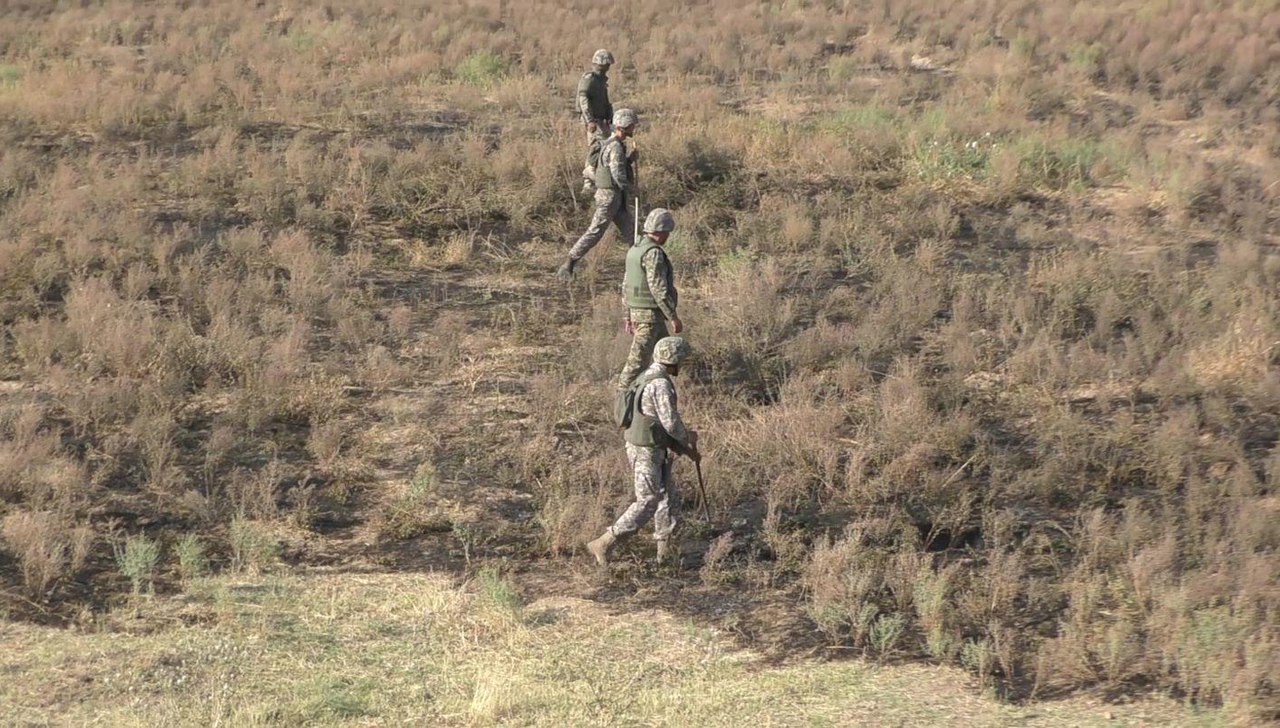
xmin=576 ymin=75 xmax=592 ymax=124
xmin=643 ymin=248 xmax=678 ymax=322
xmin=647 ymin=378 xmax=691 ymax=450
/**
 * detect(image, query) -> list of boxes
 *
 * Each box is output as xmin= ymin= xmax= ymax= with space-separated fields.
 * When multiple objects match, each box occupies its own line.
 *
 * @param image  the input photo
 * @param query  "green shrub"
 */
xmin=175 ymin=533 xmax=208 ymax=581
xmin=114 ymin=534 xmax=161 ymax=594
xmin=477 ymin=566 xmax=521 ymax=616
xmin=229 ymin=519 xmax=280 ymax=573
xmin=455 ymin=51 xmax=507 ymax=86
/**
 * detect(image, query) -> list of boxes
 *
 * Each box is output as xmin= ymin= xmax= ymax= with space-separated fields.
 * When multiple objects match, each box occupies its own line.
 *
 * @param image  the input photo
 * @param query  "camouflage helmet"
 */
xmin=592 ymin=49 xmax=615 ymax=66
xmin=653 ymin=336 xmax=691 ymax=366
xmin=643 ymin=208 xmax=676 ymax=233
xmin=612 ymin=108 xmax=638 ymax=129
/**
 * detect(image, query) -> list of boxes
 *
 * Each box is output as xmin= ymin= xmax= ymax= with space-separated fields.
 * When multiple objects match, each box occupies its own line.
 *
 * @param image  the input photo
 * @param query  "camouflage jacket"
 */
xmin=577 ymin=70 xmax=612 ymax=125
xmin=636 ymin=362 xmax=691 ymax=451
xmin=628 ymin=245 xmax=678 ymax=322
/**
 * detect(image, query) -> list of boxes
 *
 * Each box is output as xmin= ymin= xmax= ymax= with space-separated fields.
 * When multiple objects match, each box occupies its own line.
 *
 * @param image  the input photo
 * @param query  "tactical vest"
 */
xmin=593 ymin=136 xmax=630 ymax=190
xmin=624 ymin=238 xmax=676 ymax=311
xmin=625 ymin=368 xmax=677 ymax=449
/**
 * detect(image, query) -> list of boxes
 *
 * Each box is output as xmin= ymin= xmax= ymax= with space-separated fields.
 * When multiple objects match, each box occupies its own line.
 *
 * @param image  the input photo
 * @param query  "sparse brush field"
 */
xmin=1 ymin=1 xmax=1277 ymax=724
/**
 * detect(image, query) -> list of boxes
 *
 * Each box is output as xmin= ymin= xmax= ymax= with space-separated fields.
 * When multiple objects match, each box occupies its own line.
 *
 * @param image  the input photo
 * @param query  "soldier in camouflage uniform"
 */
xmin=587 ymin=337 xmax=700 ymax=566
xmin=578 ymin=49 xmax=615 ymax=142
xmin=577 ymin=49 xmax=615 ymax=194
xmin=557 ymin=108 xmax=639 ymax=280
xmin=617 ymin=208 xmax=682 ymax=390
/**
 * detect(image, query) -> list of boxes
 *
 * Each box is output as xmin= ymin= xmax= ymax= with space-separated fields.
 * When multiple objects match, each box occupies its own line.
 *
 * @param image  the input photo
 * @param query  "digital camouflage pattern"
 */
xmin=591 ymin=49 xmax=615 ymax=66
xmin=653 ymin=336 xmax=690 ymax=366
xmin=608 ymin=361 xmax=692 ymax=541
xmin=567 ymin=187 xmax=635 ymax=261
xmin=617 ymin=314 xmax=668 ymax=390
xmin=609 ymin=442 xmax=678 ymax=541
xmin=592 ymin=135 xmax=634 ymax=192
xmin=617 ymin=242 xmax=678 ymax=388
xmin=643 ymin=207 xmax=675 ymax=233
xmin=612 ymin=108 xmax=638 ymax=128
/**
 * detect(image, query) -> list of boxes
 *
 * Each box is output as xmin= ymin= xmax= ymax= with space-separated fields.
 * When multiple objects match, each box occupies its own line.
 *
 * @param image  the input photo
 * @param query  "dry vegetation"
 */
xmin=3 ymin=571 xmax=1220 ymax=726
xmin=1 ymin=0 xmax=1277 ymax=722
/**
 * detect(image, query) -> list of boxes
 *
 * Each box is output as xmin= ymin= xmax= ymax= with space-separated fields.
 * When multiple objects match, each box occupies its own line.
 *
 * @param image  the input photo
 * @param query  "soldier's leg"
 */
xmin=609 ymin=444 xmax=665 ymax=538
xmin=568 ymin=189 xmax=622 ymax=261
xmin=615 ymin=317 xmax=669 ymax=390
xmin=652 ymin=452 xmax=679 ymax=542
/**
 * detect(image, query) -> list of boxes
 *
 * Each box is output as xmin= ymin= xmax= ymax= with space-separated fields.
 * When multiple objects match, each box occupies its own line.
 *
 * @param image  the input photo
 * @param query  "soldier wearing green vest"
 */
xmin=578 ymin=49 xmax=614 ymax=142
xmin=617 ymin=208 xmax=682 ymax=390
xmin=557 ymin=108 xmax=638 ymax=280
xmin=587 ymin=337 xmax=700 ymax=567
xmin=577 ymin=49 xmax=615 ymax=195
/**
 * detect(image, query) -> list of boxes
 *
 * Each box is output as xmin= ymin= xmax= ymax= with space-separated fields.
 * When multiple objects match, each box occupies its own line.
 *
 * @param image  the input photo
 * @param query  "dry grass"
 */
xmin=0 ymin=571 xmax=1223 ymax=726
xmin=1 ymin=0 xmax=1277 ymax=721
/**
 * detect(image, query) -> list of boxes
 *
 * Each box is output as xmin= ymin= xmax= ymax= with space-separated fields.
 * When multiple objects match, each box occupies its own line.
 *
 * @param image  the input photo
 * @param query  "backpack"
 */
xmin=585 ymin=137 xmax=604 ymax=175
xmin=613 ymin=386 xmax=636 ymax=429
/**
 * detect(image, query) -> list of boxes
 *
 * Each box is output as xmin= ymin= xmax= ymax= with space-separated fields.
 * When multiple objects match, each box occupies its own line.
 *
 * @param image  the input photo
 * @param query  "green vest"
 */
xmin=624 ymin=238 xmax=675 ymax=310
xmin=624 ymin=369 xmax=677 ymax=449
xmin=593 ymin=136 xmax=628 ymax=190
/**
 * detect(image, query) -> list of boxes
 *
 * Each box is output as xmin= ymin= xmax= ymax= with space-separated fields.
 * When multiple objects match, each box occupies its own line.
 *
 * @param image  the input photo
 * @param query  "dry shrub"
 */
xmin=531 ymin=453 xmax=623 ymax=555
xmin=0 ymin=511 xmax=94 ymax=598
xmin=713 ymin=373 xmax=846 ymax=510
xmin=699 ymin=530 xmax=735 ymax=585
xmin=693 ymin=255 xmax=798 ymax=390
xmin=571 ymin=294 xmax=633 ymax=382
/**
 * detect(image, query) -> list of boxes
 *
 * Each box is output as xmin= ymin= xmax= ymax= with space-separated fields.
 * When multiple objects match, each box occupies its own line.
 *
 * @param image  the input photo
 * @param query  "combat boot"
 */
xmin=586 ymin=531 xmax=616 ymax=566
xmin=556 ymin=258 xmax=578 ymax=281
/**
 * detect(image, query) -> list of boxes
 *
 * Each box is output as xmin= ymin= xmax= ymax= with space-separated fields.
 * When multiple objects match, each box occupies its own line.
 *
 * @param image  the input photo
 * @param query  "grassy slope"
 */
xmin=1 ymin=1 xmax=1278 ymax=723
xmin=1 ymin=572 xmax=1221 ymax=727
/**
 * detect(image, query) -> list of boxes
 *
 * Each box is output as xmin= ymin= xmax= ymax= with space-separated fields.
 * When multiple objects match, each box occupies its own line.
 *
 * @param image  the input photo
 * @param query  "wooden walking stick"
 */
xmin=694 ymin=458 xmax=711 ymax=522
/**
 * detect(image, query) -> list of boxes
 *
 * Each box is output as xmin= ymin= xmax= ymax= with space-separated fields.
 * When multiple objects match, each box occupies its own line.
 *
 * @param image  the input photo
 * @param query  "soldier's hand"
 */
xmin=586 ymin=120 xmax=598 ymax=133
xmin=688 ymin=430 xmax=698 ymax=448
xmin=670 ymin=317 xmax=684 ymax=335
xmin=624 ymin=318 xmax=635 ymax=335
xmin=690 ymin=446 xmax=702 ymax=464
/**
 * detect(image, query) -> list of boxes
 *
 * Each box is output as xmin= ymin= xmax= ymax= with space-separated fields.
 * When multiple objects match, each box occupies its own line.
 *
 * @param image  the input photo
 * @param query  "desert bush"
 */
xmin=174 ymin=533 xmax=208 ymax=581
xmin=0 ymin=511 xmax=93 ymax=598
xmin=229 ymin=518 xmax=280 ymax=574
xmin=114 ymin=534 xmax=162 ymax=595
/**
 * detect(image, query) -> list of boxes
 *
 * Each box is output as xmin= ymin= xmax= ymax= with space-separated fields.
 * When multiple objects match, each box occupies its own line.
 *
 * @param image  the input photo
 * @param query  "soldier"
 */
xmin=587 ymin=336 xmax=699 ymax=566
xmin=617 ymin=207 xmax=682 ymax=391
xmin=557 ymin=108 xmax=638 ymax=280
xmin=577 ymin=49 xmax=615 ymax=195
xmin=578 ymin=49 xmax=615 ymax=143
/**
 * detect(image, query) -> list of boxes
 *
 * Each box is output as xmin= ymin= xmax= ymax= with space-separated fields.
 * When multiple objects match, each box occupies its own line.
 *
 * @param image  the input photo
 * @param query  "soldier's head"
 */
xmin=591 ymin=49 xmax=614 ymax=74
xmin=643 ymin=208 xmax=675 ymax=244
xmin=653 ymin=336 xmax=691 ymax=375
xmin=612 ymin=108 xmax=638 ymax=138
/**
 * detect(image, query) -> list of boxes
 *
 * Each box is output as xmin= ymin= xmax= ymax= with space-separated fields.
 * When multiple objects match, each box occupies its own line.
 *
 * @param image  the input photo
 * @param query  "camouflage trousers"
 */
xmin=616 ymin=314 xmax=668 ymax=390
xmin=568 ymin=189 xmax=635 ymax=261
xmin=608 ymin=444 xmax=678 ymax=541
